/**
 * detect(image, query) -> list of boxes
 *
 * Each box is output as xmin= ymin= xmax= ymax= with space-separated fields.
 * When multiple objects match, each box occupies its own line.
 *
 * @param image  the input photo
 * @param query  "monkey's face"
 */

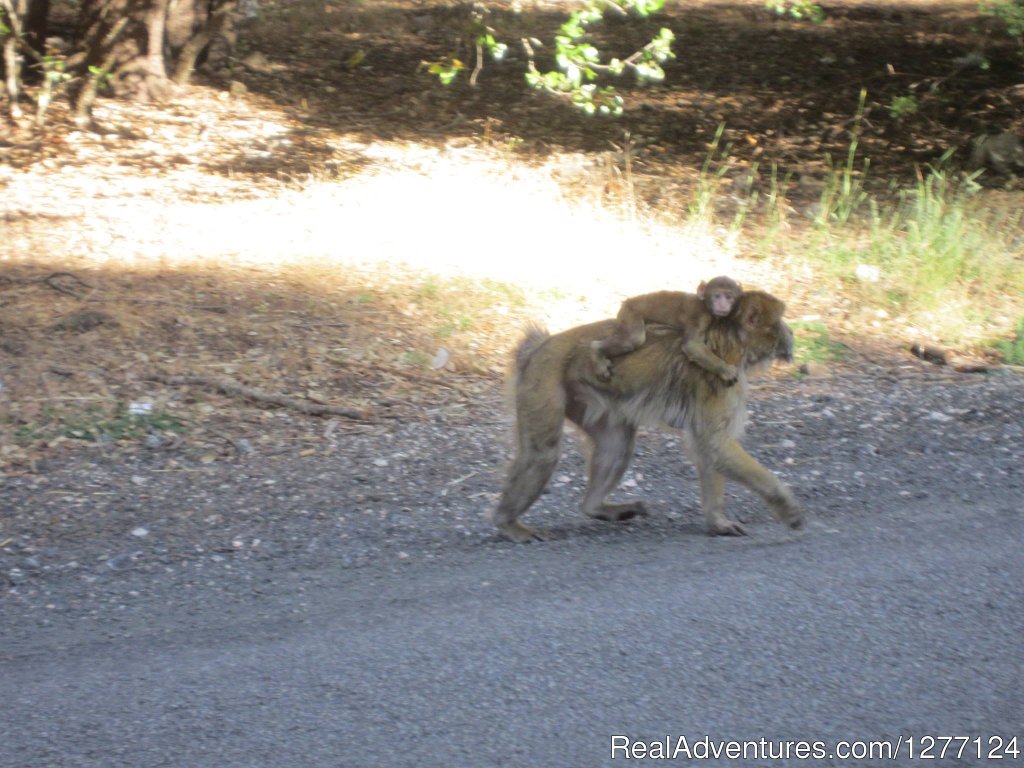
xmin=707 ymin=289 xmax=737 ymax=318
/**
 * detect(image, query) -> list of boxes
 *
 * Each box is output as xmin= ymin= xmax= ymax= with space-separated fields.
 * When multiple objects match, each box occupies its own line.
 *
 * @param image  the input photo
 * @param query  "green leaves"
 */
xmin=888 ymin=95 xmax=919 ymax=121
xmin=426 ymin=57 xmax=465 ymax=85
xmin=526 ymin=0 xmax=674 ymax=112
xmin=980 ymin=0 xmax=1024 ymax=39
xmin=425 ymin=0 xmax=675 ymax=117
xmin=765 ymin=0 xmax=826 ymax=24
xmin=480 ymin=32 xmax=508 ymax=62
xmin=42 ymin=55 xmax=70 ymax=86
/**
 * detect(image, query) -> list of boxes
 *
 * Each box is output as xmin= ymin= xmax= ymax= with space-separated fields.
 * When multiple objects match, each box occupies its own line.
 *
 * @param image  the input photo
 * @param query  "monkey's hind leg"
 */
xmin=493 ymin=450 xmax=560 ymax=542
xmin=589 ymin=320 xmax=647 ymax=381
xmin=579 ymin=418 xmax=648 ymax=522
xmin=492 ymin=394 xmax=566 ymax=542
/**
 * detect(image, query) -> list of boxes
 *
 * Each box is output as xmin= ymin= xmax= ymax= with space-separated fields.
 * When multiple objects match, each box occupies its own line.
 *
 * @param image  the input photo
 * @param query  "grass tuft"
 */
xmin=791 ymin=320 xmax=847 ymax=365
xmin=992 ymin=317 xmax=1024 ymax=365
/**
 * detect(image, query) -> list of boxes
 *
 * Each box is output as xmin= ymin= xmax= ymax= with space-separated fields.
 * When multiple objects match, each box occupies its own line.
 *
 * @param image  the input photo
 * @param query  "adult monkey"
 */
xmin=493 ymin=291 xmax=802 ymax=542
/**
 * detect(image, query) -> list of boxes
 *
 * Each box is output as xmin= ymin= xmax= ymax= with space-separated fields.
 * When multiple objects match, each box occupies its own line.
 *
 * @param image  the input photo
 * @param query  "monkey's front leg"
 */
xmin=706 ymin=438 xmax=803 ymax=531
xmin=695 ymin=462 xmax=747 ymax=536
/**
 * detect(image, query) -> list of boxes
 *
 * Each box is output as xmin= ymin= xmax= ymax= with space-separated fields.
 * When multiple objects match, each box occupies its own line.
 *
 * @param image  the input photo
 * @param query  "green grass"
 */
xmin=685 ymin=128 xmax=1024 ymax=346
xmin=791 ymin=320 xmax=846 ymax=365
xmin=61 ymin=408 xmax=185 ymax=442
xmin=815 ymin=167 xmax=1024 ymax=326
xmin=677 ymin=90 xmax=1023 ymax=349
xmin=13 ymin=405 xmax=185 ymax=445
xmin=992 ymin=317 xmax=1024 ymax=365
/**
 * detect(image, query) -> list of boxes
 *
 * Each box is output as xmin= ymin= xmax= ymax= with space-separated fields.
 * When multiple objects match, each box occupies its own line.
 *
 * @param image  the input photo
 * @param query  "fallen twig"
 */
xmin=328 ymin=356 xmax=477 ymax=393
xmin=147 ymin=373 xmax=372 ymax=420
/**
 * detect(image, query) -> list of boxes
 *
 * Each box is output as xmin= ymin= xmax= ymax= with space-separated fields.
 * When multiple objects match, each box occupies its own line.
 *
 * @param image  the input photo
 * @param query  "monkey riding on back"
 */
xmin=493 ymin=287 xmax=802 ymax=542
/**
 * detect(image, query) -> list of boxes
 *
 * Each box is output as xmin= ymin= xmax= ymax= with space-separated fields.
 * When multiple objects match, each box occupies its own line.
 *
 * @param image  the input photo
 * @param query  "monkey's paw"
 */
xmin=719 ymin=365 xmax=739 ymax=385
xmin=775 ymin=505 xmax=803 ymax=530
xmin=707 ymin=518 xmax=747 ymax=536
xmin=769 ymin=491 xmax=802 ymax=529
xmin=498 ymin=522 xmax=548 ymax=543
xmin=586 ymin=500 xmax=648 ymax=522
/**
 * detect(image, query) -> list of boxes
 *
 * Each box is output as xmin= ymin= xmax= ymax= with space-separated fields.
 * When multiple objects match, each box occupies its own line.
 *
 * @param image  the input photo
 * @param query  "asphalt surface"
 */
xmin=3 ymin=496 xmax=1021 ymax=767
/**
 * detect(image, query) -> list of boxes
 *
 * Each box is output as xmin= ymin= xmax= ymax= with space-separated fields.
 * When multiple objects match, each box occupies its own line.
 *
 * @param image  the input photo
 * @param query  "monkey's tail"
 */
xmin=514 ymin=323 xmax=549 ymax=379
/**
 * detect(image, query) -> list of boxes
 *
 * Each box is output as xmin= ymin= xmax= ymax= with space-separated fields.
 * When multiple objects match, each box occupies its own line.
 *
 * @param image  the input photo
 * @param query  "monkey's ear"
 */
xmin=738 ymin=293 xmax=784 ymax=329
xmin=738 ymin=302 xmax=763 ymax=330
xmin=696 ymin=280 xmax=707 ymax=297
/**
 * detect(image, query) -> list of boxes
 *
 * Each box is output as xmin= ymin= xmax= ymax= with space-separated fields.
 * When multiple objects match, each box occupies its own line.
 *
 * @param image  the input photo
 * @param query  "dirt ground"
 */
xmin=1 ymin=0 xmax=1023 ymax=499
xmin=8 ymin=0 xmax=1024 ymax=176
xmin=233 ymin=0 xmax=1024 ymax=180
xmin=3 ymin=9 xmax=1024 ymax=759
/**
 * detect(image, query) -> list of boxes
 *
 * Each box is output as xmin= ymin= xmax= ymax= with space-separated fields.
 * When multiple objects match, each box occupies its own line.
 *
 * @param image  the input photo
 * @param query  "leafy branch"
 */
xmin=424 ymin=0 xmax=675 ymax=116
xmin=765 ymin=0 xmax=826 ymax=24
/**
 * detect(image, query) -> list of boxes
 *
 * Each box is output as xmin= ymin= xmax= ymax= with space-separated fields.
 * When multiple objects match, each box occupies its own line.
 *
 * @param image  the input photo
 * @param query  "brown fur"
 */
xmin=590 ymin=277 xmax=743 ymax=384
xmin=494 ymin=290 xmax=801 ymax=542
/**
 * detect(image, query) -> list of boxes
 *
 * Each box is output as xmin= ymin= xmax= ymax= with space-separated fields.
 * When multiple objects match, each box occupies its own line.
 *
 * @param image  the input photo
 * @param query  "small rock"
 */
xmin=854 ymin=264 xmax=881 ymax=283
xmin=131 ymin=527 xmax=149 ymax=538
xmin=431 ymin=348 xmax=450 ymax=370
xmin=241 ymin=51 xmax=271 ymax=72
xmin=911 ymin=343 xmax=951 ymax=366
xmin=106 ymin=552 xmax=137 ymax=571
xmin=800 ymin=362 xmax=829 ymax=377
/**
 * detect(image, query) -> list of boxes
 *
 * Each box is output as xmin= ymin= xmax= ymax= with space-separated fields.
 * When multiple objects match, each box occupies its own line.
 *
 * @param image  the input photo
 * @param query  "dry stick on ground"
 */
xmin=0 ymin=271 xmax=94 ymax=298
xmin=147 ymin=373 xmax=372 ymax=421
xmin=45 ymin=272 xmax=94 ymax=298
xmin=329 ymin=357 xmax=490 ymax=394
xmin=99 ymin=297 xmax=230 ymax=313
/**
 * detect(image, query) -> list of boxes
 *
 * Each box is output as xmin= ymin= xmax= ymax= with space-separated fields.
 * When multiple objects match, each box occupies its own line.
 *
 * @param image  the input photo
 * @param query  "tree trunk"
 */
xmin=24 ymin=0 xmax=48 ymax=56
xmin=1 ymin=0 xmax=28 ymax=118
xmin=68 ymin=0 xmax=242 ymax=120
xmin=75 ymin=0 xmax=172 ymax=103
xmin=173 ymin=0 xmax=237 ymax=85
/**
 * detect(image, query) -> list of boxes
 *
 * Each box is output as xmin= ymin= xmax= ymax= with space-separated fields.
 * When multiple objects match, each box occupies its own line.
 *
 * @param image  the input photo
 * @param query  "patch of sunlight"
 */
xmin=2 ymin=142 xmax=738 ymax=328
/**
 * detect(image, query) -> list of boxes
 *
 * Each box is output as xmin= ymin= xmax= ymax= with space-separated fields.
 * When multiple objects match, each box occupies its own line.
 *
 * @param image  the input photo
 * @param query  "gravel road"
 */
xmin=2 ymin=369 xmax=1022 ymax=766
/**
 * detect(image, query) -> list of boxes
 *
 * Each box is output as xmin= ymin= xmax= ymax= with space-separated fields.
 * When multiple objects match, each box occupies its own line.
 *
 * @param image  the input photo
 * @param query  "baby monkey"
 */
xmin=590 ymin=276 xmax=743 ymax=383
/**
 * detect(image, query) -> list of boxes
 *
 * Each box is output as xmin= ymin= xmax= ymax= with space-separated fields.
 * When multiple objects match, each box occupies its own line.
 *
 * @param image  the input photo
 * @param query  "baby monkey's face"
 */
xmin=707 ymin=289 xmax=737 ymax=317
xmin=698 ymin=276 xmax=743 ymax=318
